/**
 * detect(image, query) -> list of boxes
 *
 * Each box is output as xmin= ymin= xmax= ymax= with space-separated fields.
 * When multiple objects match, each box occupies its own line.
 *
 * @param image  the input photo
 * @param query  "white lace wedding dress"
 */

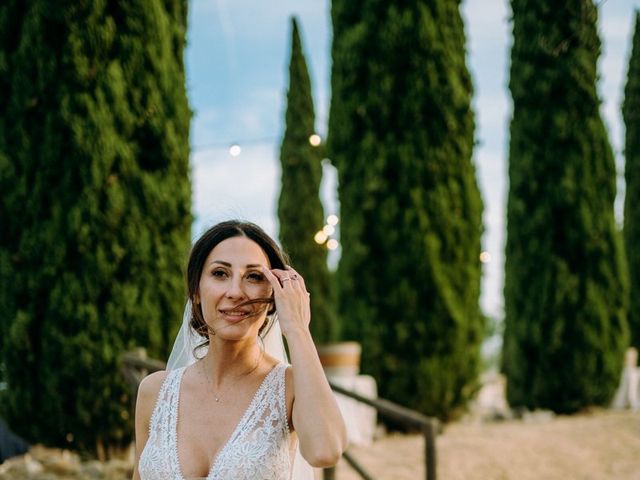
xmin=138 ymin=363 xmax=296 ymax=479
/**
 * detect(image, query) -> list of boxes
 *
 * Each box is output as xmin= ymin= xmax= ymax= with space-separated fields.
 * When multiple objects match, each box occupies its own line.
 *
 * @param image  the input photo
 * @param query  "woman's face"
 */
xmin=197 ymin=236 xmax=273 ymax=340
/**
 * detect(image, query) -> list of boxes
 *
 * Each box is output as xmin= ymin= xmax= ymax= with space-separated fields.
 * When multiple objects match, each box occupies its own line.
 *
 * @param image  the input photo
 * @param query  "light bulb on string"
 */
xmin=309 ymin=134 xmax=321 ymax=146
xmin=229 ymin=144 xmax=241 ymax=157
xmin=314 ymin=230 xmax=328 ymax=244
xmin=327 ymin=214 xmax=339 ymax=226
xmin=327 ymin=239 xmax=339 ymax=250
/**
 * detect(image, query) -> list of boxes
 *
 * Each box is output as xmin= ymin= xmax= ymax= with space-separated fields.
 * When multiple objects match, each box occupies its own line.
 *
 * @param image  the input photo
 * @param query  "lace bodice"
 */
xmin=138 ymin=364 xmax=293 ymax=480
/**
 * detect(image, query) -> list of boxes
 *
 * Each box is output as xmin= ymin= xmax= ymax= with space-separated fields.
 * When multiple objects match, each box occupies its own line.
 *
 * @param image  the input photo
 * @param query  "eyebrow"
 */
xmin=211 ymin=261 xmax=264 ymax=268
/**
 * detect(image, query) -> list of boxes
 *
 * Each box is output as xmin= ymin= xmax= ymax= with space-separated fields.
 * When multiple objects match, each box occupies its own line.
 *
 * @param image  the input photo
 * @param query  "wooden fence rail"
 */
xmin=326 ymin=380 xmax=438 ymax=480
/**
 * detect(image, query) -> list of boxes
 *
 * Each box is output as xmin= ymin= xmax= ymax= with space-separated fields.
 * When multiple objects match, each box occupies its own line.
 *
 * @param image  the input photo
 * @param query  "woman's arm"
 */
xmin=286 ymin=329 xmax=348 ymax=467
xmin=262 ymin=266 xmax=348 ymax=467
xmin=131 ymin=370 xmax=167 ymax=480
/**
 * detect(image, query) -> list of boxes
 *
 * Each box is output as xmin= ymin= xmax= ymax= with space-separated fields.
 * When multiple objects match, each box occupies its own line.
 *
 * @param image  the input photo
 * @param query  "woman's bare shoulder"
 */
xmin=137 ymin=370 xmax=170 ymax=404
xmin=134 ymin=370 xmax=170 ymax=446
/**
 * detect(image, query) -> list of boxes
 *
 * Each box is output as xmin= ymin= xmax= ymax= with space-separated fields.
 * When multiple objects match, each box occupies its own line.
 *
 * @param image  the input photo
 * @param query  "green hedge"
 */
xmin=278 ymin=17 xmax=338 ymax=345
xmin=503 ymin=0 xmax=628 ymax=413
xmin=623 ymin=12 xmax=640 ymax=350
xmin=0 ymin=0 xmax=191 ymax=454
xmin=328 ymin=0 xmax=484 ymax=419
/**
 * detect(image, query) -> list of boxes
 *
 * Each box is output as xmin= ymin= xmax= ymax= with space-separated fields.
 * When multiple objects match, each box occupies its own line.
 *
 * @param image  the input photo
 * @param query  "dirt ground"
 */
xmin=1 ymin=410 xmax=638 ymax=479
xmin=335 ymin=410 xmax=640 ymax=480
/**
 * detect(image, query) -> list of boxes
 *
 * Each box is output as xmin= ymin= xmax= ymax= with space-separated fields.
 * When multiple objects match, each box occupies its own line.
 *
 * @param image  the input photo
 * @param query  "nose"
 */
xmin=225 ymin=275 xmax=245 ymax=299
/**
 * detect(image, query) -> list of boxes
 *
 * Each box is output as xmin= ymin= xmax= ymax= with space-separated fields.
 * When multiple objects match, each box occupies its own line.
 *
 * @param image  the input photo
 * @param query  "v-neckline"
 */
xmin=173 ymin=364 xmax=280 ymax=480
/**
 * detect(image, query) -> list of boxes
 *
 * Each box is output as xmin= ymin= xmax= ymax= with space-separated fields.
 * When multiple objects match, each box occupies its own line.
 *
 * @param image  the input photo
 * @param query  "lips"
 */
xmin=219 ymin=308 xmax=251 ymax=322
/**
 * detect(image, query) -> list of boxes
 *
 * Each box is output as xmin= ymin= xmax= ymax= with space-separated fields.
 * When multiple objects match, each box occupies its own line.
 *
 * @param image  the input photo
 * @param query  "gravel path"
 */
xmin=335 ymin=410 xmax=640 ymax=480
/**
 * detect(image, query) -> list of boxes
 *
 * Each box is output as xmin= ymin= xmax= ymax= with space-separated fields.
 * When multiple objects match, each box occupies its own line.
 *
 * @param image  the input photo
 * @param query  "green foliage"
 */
xmin=0 ymin=0 xmax=191 ymax=454
xmin=278 ymin=17 xmax=338 ymax=344
xmin=328 ymin=0 xmax=484 ymax=419
xmin=503 ymin=0 xmax=629 ymax=413
xmin=624 ymin=12 xmax=640 ymax=350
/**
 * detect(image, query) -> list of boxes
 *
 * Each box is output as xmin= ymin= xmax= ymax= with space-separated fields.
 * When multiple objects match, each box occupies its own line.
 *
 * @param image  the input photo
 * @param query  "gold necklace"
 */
xmin=199 ymin=350 xmax=262 ymax=403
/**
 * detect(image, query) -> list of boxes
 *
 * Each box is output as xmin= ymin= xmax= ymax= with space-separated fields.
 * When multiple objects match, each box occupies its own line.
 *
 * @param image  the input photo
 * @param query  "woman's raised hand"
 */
xmin=261 ymin=265 xmax=311 ymax=336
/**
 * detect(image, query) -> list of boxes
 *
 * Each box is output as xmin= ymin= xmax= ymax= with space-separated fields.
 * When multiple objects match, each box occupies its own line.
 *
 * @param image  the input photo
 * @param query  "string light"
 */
xmin=314 ymin=230 xmax=328 ymax=244
xmin=195 ymin=130 xmax=342 ymax=249
xmin=193 ymin=133 xmax=326 ymax=156
xmin=480 ymin=251 xmax=491 ymax=263
xmin=313 ymin=214 xmax=340 ymax=250
xmin=229 ymin=144 xmax=241 ymax=156
xmin=192 ymin=136 xmax=277 ymax=154
xmin=309 ymin=134 xmax=322 ymax=146
xmin=322 ymin=224 xmax=335 ymax=236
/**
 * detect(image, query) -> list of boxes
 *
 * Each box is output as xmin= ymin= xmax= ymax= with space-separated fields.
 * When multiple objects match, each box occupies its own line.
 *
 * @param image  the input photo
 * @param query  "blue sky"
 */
xmin=185 ymin=0 xmax=638 ymax=319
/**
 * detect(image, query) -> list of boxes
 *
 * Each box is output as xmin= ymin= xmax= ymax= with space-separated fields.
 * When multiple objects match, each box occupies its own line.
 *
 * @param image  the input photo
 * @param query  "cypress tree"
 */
xmin=328 ymin=0 xmax=484 ymax=419
xmin=0 ymin=1 xmax=191 ymax=454
xmin=503 ymin=0 xmax=628 ymax=413
xmin=278 ymin=17 xmax=338 ymax=344
xmin=623 ymin=12 xmax=640 ymax=350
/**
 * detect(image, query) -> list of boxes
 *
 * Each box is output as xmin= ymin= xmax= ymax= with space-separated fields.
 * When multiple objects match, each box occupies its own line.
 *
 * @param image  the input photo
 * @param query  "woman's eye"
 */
xmin=247 ymin=272 xmax=265 ymax=282
xmin=212 ymin=270 xmax=228 ymax=278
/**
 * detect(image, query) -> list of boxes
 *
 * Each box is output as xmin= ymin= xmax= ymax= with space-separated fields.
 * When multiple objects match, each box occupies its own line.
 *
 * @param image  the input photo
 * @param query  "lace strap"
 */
xmin=264 ymin=363 xmax=289 ymax=426
xmin=167 ymin=368 xmax=187 ymax=478
xmin=162 ymin=368 xmax=186 ymax=409
xmin=146 ymin=368 xmax=182 ymax=436
xmin=277 ymin=364 xmax=290 ymax=432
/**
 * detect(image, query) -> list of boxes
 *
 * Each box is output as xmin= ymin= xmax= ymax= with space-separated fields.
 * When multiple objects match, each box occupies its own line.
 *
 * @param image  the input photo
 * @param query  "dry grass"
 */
xmin=335 ymin=410 xmax=640 ymax=480
xmin=2 ymin=410 xmax=638 ymax=479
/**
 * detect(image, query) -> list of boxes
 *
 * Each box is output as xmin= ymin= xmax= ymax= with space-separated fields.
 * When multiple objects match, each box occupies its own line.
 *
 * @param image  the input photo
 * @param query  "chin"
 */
xmin=210 ymin=318 xmax=261 ymax=340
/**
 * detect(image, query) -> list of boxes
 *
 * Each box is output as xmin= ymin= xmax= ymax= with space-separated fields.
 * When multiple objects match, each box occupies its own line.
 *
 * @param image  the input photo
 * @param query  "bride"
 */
xmin=132 ymin=220 xmax=347 ymax=480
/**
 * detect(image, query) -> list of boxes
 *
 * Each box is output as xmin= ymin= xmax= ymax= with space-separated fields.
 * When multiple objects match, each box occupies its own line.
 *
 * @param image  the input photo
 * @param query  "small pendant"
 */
xmin=215 ymin=397 xmax=220 ymax=402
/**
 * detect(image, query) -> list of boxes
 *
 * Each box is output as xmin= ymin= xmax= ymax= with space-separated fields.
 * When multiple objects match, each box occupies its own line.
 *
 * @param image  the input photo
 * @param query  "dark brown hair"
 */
xmin=186 ymin=220 xmax=289 ymax=351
